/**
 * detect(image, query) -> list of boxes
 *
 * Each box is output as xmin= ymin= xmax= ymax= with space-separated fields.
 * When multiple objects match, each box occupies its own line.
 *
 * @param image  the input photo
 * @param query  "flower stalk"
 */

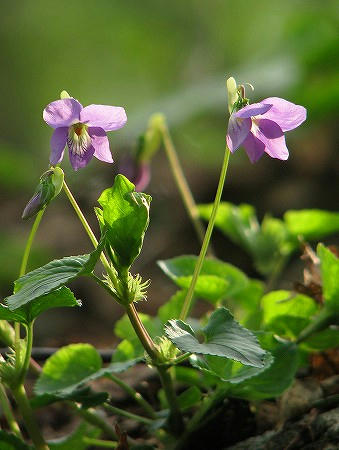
xmin=180 ymin=146 xmax=231 ymax=320
xmin=160 ymin=120 xmax=208 ymax=249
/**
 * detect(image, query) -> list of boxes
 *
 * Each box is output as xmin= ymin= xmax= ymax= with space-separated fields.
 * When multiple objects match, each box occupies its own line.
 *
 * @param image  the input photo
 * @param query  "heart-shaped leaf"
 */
xmin=165 ymin=307 xmax=266 ymax=367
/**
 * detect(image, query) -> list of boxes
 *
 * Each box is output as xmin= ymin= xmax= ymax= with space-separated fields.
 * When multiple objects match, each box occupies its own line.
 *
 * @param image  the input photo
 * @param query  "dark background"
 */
xmin=0 ymin=0 xmax=338 ymax=347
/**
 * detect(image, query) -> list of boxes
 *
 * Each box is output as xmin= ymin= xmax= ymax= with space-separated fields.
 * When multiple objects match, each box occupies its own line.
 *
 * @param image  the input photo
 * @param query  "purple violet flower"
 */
xmin=227 ymin=97 xmax=306 ymax=163
xmin=43 ymin=98 xmax=127 ymax=170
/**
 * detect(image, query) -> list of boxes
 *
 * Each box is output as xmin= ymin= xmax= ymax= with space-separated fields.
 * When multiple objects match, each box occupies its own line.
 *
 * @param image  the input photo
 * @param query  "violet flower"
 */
xmin=227 ymin=97 xmax=306 ymax=163
xmin=43 ymin=98 xmax=127 ymax=170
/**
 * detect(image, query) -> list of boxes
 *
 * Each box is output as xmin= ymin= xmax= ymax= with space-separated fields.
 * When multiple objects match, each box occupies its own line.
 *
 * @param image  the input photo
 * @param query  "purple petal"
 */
xmin=43 ymin=98 xmax=82 ymax=128
xmin=254 ymin=119 xmax=289 ymax=160
xmin=242 ymin=132 xmax=265 ymax=163
xmin=67 ymin=144 xmax=95 ymax=171
xmin=80 ymin=105 xmax=127 ymax=131
xmin=226 ymin=114 xmax=251 ymax=152
xmin=88 ymin=127 xmax=113 ymax=163
xmin=235 ymin=102 xmax=272 ymax=119
xmin=261 ymin=97 xmax=307 ymax=132
xmin=50 ymin=127 xmax=67 ymax=165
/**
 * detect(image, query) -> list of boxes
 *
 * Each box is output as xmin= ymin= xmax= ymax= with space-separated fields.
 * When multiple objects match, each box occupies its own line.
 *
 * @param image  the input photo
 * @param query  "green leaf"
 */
xmin=261 ymin=290 xmax=318 ymax=338
xmin=229 ymin=343 xmax=299 ymax=400
xmin=48 ymin=422 xmax=101 ymax=450
xmin=284 ymin=209 xmax=339 ymax=240
xmin=158 ymin=289 xmax=186 ymax=324
xmin=177 ymin=386 xmax=201 ymax=411
xmin=158 ymin=256 xmax=248 ymax=303
xmin=190 ymin=352 xmax=273 ymax=384
xmin=165 ymin=307 xmax=266 ymax=367
xmin=262 ymin=290 xmax=318 ymax=324
xmin=35 ymin=344 xmax=102 ymax=395
xmin=230 ymin=279 xmax=264 ymax=329
xmin=0 ymin=287 xmax=80 ymax=324
xmin=97 ymin=174 xmax=151 ymax=269
xmin=32 ymin=386 xmax=108 ymax=409
xmin=0 ymin=431 xmax=33 ymax=450
xmin=6 ymin=241 xmax=104 ymax=311
xmin=301 ymin=327 xmax=339 ymax=351
xmin=318 ymin=244 xmax=339 ymax=310
xmin=35 ymin=343 xmax=140 ymax=397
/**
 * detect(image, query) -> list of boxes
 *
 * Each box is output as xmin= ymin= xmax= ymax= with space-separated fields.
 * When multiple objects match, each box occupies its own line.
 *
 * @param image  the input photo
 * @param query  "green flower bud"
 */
xmin=226 ymin=77 xmax=238 ymax=114
xmin=22 ymin=167 xmax=64 ymax=220
xmin=60 ymin=90 xmax=71 ymax=99
xmin=137 ymin=113 xmax=165 ymax=163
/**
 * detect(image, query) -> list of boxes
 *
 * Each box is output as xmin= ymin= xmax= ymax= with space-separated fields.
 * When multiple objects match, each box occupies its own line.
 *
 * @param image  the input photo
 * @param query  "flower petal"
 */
xmin=67 ymin=144 xmax=95 ymax=171
xmin=235 ymin=102 xmax=272 ymax=119
xmin=242 ymin=132 xmax=265 ymax=163
xmin=50 ymin=127 xmax=67 ymax=165
xmin=254 ymin=119 xmax=289 ymax=160
xmin=88 ymin=127 xmax=113 ymax=163
xmin=226 ymin=114 xmax=251 ymax=152
xmin=43 ymin=98 xmax=82 ymax=128
xmin=261 ymin=97 xmax=307 ymax=132
xmin=80 ymin=105 xmax=127 ymax=131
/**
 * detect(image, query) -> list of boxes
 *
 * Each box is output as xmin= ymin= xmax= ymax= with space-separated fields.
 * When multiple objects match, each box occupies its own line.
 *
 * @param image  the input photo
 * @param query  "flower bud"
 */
xmin=60 ymin=90 xmax=71 ymax=99
xmin=22 ymin=167 xmax=64 ymax=220
xmin=137 ymin=113 xmax=164 ymax=163
xmin=226 ymin=77 xmax=238 ymax=114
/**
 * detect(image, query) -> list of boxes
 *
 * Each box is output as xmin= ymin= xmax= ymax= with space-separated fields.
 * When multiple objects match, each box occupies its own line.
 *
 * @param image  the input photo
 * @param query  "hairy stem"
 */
xmin=180 ymin=146 xmax=231 ymax=320
xmin=160 ymin=121 xmax=208 ymax=250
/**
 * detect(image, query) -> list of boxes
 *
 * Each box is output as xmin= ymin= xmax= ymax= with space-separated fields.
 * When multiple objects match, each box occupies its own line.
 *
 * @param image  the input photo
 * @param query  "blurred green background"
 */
xmin=0 ymin=0 xmax=338 ymax=346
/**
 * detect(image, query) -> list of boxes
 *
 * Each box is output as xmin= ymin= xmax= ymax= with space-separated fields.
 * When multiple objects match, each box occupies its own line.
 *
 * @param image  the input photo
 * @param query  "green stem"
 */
xmin=19 ymin=210 xmax=45 ymax=277
xmin=16 ymin=323 xmax=34 ymax=387
xmin=63 ymin=181 xmax=119 ymax=285
xmin=103 ymin=403 xmax=152 ymax=425
xmin=0 ymin=383 xmax=22 ymax=438
xmin=296 ymin=308 xmax=339 ymax=344
xmin=63 ymin=180 xmax=99 ymax=248
xmin=15 ymin=210 xmax=45 ymax=372
xmin=106 ymin=373 xmax=156 ymax=418
xmin=125 ymin=303 xmax=160 ymax=361
xmin=160 ymin=122 xmax=209 ymax=250
xmin=180 ymin=146 xmax=231 ymax=320
xmin=12 ymin=384 xmax=48 ymax=450
xmin=70 ymin=403 xmax=117 ymax=441
xmin=157 ymin=366 xmax=184 ymax=435
xmin=82 ymin=438 xmax=117 ymax=448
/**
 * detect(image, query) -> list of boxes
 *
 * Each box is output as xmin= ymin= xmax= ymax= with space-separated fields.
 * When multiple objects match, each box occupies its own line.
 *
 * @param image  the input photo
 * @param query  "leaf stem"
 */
xmin=106 ymin=373 xmax=156 ymax=418
xmin=82 ymin=438 xmax=118 ymax=448
xmin=180 ymin=146 xmax=231 ymax=320
xmin=103 ymin=402 xmax=153 ymax=425
xmin=12 ymin=384 xmax=49 ymax=450
xmin=69 ymin=403 xmax=117 ymax=440
xmin=0 ymin=383 xmax=22 ymax=438
xmin=160 ymin=121 xmax=208 ymax=249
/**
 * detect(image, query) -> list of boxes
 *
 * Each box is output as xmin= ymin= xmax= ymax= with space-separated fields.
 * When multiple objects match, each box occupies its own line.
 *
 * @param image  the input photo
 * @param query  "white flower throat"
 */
xmin=67 ymin=123 xmax=91 ymax=156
